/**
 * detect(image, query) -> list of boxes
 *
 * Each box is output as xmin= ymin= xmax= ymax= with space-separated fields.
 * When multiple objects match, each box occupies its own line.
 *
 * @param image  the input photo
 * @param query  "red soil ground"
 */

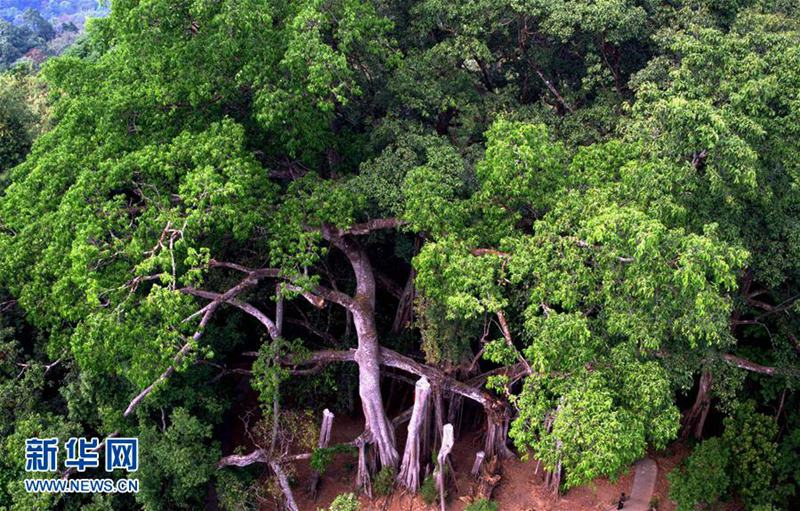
xmin=281 ymin=416 xmax=716 ymax=511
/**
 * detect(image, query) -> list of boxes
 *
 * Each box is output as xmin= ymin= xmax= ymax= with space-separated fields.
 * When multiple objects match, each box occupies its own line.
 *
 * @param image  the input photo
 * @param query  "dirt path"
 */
xmin=609 ymin=458 xmax=657 ymax=511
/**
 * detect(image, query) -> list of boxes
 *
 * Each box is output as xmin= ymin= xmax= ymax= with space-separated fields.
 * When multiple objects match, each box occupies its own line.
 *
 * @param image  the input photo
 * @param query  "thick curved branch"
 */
xmin=181 ymin=288 xmax=280 ymax=340
xmin=337 ymin=218 xmax=404 ymax=236
xmin=288 ymin=283 xmax=356 ymax=310
xmin=217 ymin=449 xmax=269 ymax=468
xmin=123 ymin=303 xmax=219 ymax=417
xmin=208 ymin=258 xmax=353 ymax=311
xmin=721 ymin=353 xmax=799 ymax=378
xmin=123 ymin=271 xmax=270 ymax=418
xmin=288 ymin=348 xmax=501 ymax=409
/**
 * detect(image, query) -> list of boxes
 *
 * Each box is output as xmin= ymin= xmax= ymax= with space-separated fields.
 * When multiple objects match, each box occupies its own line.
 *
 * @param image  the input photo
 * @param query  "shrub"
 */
xmin=310 ymin=444 xmax=358 ymax=474
xmin=420 ymin=475 xmax=440 ymax=505
xmin=328 ymin=492 xmax=360 ymax=511
xmin=216 ymin=471 xmax=255 ymax=511
xmin=722 ymin=402 xmax=778 ymax=508
xmin=465 ymin=498 xmax=499 ymax=511
xmin=668 ymin=437 xmax=730 ymax=511
xmin=373 ymin=466 xmax=396 ymax=497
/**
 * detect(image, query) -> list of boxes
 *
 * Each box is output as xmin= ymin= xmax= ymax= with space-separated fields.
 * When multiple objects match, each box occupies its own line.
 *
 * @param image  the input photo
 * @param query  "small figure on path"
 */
xmin=617 ymin=492 xmax=627 ymax=509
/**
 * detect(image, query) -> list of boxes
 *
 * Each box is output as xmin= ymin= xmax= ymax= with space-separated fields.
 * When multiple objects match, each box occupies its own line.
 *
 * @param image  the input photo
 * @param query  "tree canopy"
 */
xmin=0 ymin=0 xmax=798 ymax=510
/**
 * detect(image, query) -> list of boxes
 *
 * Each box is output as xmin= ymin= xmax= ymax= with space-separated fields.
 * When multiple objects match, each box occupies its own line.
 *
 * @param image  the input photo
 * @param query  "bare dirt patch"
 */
xmin=283 ymin=419 xmax=700 ymax=511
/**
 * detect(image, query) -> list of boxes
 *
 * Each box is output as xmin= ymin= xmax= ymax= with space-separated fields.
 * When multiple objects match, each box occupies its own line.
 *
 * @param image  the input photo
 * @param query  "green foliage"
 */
xmin=0 ymin=0 xmax=798 ymax=507
xmin=668 ymin=437 xmax=731 ymax=511
xmin=722 ymin=402 xmax=779 ymax=508
xmin=419 ymin=475 xmax=440 ymax=505
xmin=310 ymin=444 xmax=358 ymax=474
xmin=215 ymin=470 xmax=259 ymax=511
xmin=629 ymin=8 xmax=800 ymax=288
xmin=775 ymin=424 xmax=800 ymax=505
xmin=419 ymin=120 xmax=737 ymax=488
xmin=0 ymin=412 xmax=78 ymax=510
xmin=0 ymin=79 xmax=32 ymax=173
xmin=477 ymin=120 xmax=566 ymax=215
xmin=136 ymin=408 xmax=219 ymax=510
xmin=373 ymin=466 xmax=396 ymax=497
xmin=0 ymin=67 xmax=46 ymax=175
xmin=670 ymin=403 xmax=780 ymax=510
xmin=327 ymin=492 xmax=360 ymax=511
xmin=251 ymin=337 xmax=304 ymax=406
xmin=415 ymin=294 xmax=478 ymax=366
xmin=465 ymin=499 xmax=499 ymax=511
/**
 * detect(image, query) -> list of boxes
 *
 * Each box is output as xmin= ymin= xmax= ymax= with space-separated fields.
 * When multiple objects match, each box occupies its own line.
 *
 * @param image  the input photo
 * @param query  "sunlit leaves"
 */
xmin=417 ymin=119 xmax=743 ymax=486
xmin=523 ymin=312 xmax=598 ymax=373
xmin=414 ymin=237 xmax=507 ymax=319
xmin=403 ymin=142 xmax=470 ymax=237
xmin=477 ymin=120 xmax=566 ymax=215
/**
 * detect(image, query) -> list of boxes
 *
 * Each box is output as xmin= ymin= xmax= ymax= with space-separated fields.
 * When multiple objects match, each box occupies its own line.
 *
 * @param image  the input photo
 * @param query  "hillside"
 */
xmin=1 ymin=1 xmax=106 ymax=23
xmin=0 ymin=1 xmax=106 ymax=70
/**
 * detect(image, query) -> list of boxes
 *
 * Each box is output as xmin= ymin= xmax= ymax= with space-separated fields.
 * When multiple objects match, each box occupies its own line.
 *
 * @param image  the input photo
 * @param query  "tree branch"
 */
xmin=181 ymin=287 xmax=281 ymax=340
xmin=338 ymin=218 xmax=404 ymax=236
xmin=288 ymin=348 xmax=501 ymax=409
xmin=123 ymin=304 xmax=218 ymax=418
xmin=721 ymin=353 xmax=799 ymax=378
xmin=123 ymin=270 xmax=269 ymax=418
xmin=217 ymin=449 xmax=269 ymax=468
xmin=497 ymin=311 xmax=533 ymax=376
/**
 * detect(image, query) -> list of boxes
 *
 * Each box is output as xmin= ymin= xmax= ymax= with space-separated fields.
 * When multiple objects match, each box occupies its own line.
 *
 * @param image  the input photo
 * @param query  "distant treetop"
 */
xmin=1 ymin=1 xmax=107 ymax=24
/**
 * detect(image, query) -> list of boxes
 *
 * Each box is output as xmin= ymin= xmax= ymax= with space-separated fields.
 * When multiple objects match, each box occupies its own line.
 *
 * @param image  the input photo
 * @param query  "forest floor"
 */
xmin=284 ymin=416 xmax=710 ymax=511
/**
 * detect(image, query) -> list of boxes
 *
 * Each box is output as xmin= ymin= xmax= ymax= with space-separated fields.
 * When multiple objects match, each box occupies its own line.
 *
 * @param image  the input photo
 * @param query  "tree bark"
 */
xmin=721 ymin=353 xmax=799 ymax=377
xmin=352 ymin=305 xmax=399 ymax=469
xmin=356 ymin=436 xmax=373 ymax=498
xmin=286 ymin=345 xmax=514 ymax=460
xmin=397 ymin=376 xmax=432 ymax=492
xmin=682 ymin=369 xmax=713 ymax=439
xmin=391 ymin=268 xmax=416 ymax=334
xmin=322 ymin=226 xmax=399 ymax=469
xmin=471 ymin=451 xmax=485 ymax=477
xmin=269 ymin=461 xmax=300 ymax=511
xmin=430 ymin=384 xmax=445 ymax=468
xmin=471 ymin=454 xmax=501 ymax=501
xmin=447 ymin=392 xmax=464 ymax=439
xmin=436 ymin=424 xmax=454 ymax=511
xmin=309 ymin=409 xmax=334 ymax=499
xmin=484 ymin=408 xmax=514 ymax=459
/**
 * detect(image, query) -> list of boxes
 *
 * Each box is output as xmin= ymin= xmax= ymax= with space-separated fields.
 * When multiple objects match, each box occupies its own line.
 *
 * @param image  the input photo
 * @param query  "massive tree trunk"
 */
xmin=436 ymin=424 xmax=455 ymax=511
xmin=327 ymin=228 xmax=399 ymax=469
xmin=484 ymin=407 xmax=514 ymax=459
xmin=682 ymin=369 xmax=713 ymax=439
xmin=352 ymin=304 xmax=399 ymax=468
